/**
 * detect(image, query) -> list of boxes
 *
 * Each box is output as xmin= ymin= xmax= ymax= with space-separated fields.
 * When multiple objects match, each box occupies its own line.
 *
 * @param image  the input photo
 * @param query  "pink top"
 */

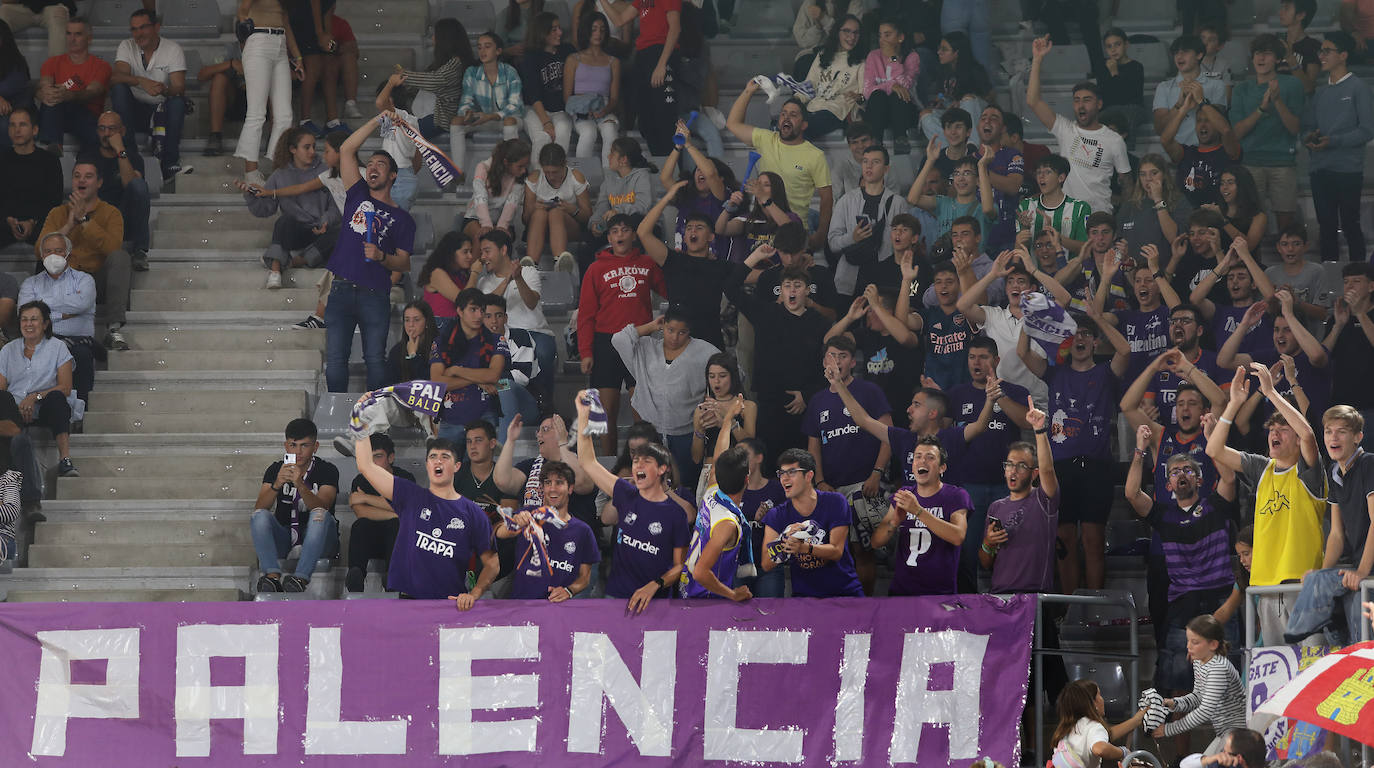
xmin=862 ymin=49 xmax=920 ymax=99
xmin=465 ymin=158 xmax=522 ymax=229
xmin=422 ymin=270 xmax=467 ymax=319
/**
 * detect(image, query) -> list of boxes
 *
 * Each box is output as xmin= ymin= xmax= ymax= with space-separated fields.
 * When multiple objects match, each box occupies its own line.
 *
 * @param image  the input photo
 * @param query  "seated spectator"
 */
xmin=979 ymin=401 xmax=1060 ymax=596
xmin=0 ymin=404 xmax=20 ymax=558
xmin=481 ymin=294 xmax=540 ymax=434
xmin=111 ymin=9 xmax=188 ymax=180
xmin=38 ymin=159 xmax=131 ymax=352
xmin=419 ymin=231 xmax=479 ymax=338
xmin=430 ymin=287 xmax=509 ymax=444
xmin=1100 ymin=29 xmax=1145 ymax=133
xmin=522 ymin=142 xmax=590 ymax=264
xmin=1016 ymin=154 xmax=1089 ymax=253
xmin=1232 ymin=34 xmax=1304 ymax=233
xmin=0 ymin=0 xmax=68 ymax=60
xmin=388 ymin=300 xmax=437 ymax=385
xmin=251 ymin=418 xmax=339 ymax=593
xmin=500 ymin=459 xmax=600 ymax=601
xmin=791 ymin=0 xmax=862 ymax=79
xmin=1153 ymin=35 xmax=1230 ymax=146
xmin=1050 ymin=680 xmax=1147 ymax=767
xmin=613 ymin=310 xmax=720 ymax=488
xmin=919 ymin=32 xmax=993 ymax=149
xmin=520 ymin=12 xmax=576 ymax=159
xmin=927 ymin=107 xmax=977 ymax=185
xmin=352 ymin=433 xmax=497 ymax=607
xmin=462 ymin=138 xmax=531 ymax=242
xmin=197 ymin=40 xmax=246 ymax=158
xmin=564 ymin=12 xmax=621 ymax=166
xmin=590 ymin=137 xmax=653 ymax=241
xmin=36 ymin=17 xmax=108 ymax=155
xmin=475 ymin=230 xmax=555 ymax=408
xmin=828 ymin=144 xmax=901 ymax=298
xmin=0 ymin=107 xmax=63 ymax=250
xmin=576 ymin=214 xmax=665 ymax=454
xmin=575 ymin=391 xmax=691 ymax=613
xmin=0 ymin=301 xmax=76 ymax=477
xmin=1264 ymin=223 xmax=1327 ymax=337
xmin=237 ymin=127 xmax=335 ymax=289
xmin=394 ymin=17 xmax=476 ymax=149
xmin=0 ymin=20 xmax=31 ymax=148
xmin=90 ymin=112 xmax=152 ymax=272
xmin=715 ymin=171 xmax=802 ymax=259
xmin=862 ymin=19 xmax=919 ymax=155
xmin=372 ymin=74 xmax=421 ymax=211
xmin=500 ymin=0 xmax=540 ymax=61
xmin=760 ymin=447 xmax=865 ymax=597
xmin=1190 ymin=240 xmax=1276 ymax=359
xmin=1161 ymin=99 xmax=1241 ymax=209
xmin=21 ymin=233 xmax=96 ymax=401
xmin=451 ymin=32 xmax=523 ymax=182
xmin=342 ymin=432 xmax=416 ymax=592
xmin=691 ymin=353 xmax=758 ymax=466
xmin=1213 ymin=168 xmax=1267 ymax=251
xmin=908 ymin=147 xmax=995 ymax=242
xmin=680 ymin=417 xmax=754 ymax=601
xmin=661 ymin=144 xmax=733 ymax=259
xmin=1119 ymin=154 xmax=1192 ymax=261
xmin=796 ymin=13 xmax=864 ymax=141
xmin=573 ymin=0 xmax=630 ymax=48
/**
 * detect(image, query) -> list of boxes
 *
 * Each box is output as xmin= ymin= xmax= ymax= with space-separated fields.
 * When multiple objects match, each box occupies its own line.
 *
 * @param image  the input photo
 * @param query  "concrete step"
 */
xmin=34 ymin=520 xmax=252 ymax=546
xmin=155 ymin=228 xmax=273 ymax=249
xmin=105 ymin=349 xmax=322 ymax=372
xmin=6 ymin=588 xmax=244 ymax=602
xmin=121 ymin=326 xmax=324 ymax=351
xmin=335 ymin=0 xmax=427 ymax=35
xmin=82 ymin=411 xmax=304 ymax=434
xmin=87 ymin=389 xmax=309 ymax=414
xmin=129 ymin=287 xmax=319 ymax=312
xmin=88 ymin=368 xmax=320 ymax=389
xmin=154 ymin=208 xmax=264 ymax=230
xmin=26 ymin=543 xmax=258 ymax=568
xmin=66 ymin=455 xmax=278 ymax=478
xmin=55 ymin=475 xmax=265 ymax=501
xmin=134 ymin=267 xmax=323 ymax=292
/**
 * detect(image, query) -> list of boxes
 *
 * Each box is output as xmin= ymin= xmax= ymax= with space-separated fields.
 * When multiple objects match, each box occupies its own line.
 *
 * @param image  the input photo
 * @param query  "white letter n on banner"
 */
xmin=175 ymin=624 xmax=280 ymax=757
xmin=438 ymin=626 xmax=539 ymax=755
xmin=304 ymin=627 xmax=408 ymax=754
xmin=704 ymin=629 xmax=809 ymax=763
xmin=567 ymin=631 xmax=677 ymax=757
xmin=30 ymin=628 xmax=141 ymax=757
xmin=889 ymin=630 xmax=989 ymax=763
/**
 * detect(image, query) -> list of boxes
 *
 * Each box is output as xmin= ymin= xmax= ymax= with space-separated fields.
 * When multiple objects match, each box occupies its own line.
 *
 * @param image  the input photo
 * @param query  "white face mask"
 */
xmin=43 ymin=254 xmax=67 ymax=274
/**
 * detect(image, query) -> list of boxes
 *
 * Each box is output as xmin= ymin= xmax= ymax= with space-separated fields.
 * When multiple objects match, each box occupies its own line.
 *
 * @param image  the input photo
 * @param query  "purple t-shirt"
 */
xmin=763 ymin=490 xmax=864 ymax=597
xmin=1212 ymin=303 xmax=1274 ymax=359
xmin=326 ymin=180 xmax=417 ymax=293
xmin=803 ymin=381 xmax=891 ymax=487
xmin=1252 ymin=350 xmax=1331 ymax=424
xmin=1115 ymin=305 xmax=1171 ymax=386
xmin=1044 ymin=363 xmax=1118 ymax=459
xmin=947 ymin=380 xmax=1029 ymax=486
xmin=1146 ymin=349 xmax=1225 ymax=428
xmin=606 ymin=479 xmax=691 ymax=599
xmin=888 ymin=424 xmax=969 ymax=486
xmin=388 ymin=477 xmax=493 ymax=599
xmin=984 ymin=146 xmax=1025 ymax=252
xmin=987 ymin=486 xmax=1060 ymax=593
xmin=742 ymin=479 xmax=786 ymax=573
xmin=1146 ymin=493 xmax=1237 ymax=601
xmin=431 ymin=327 xmax=510 ymax=425
xmin=888 ymin=482 xmax=972 ymax=596
xmin=509 ymin=515 xmax=600 ymax=599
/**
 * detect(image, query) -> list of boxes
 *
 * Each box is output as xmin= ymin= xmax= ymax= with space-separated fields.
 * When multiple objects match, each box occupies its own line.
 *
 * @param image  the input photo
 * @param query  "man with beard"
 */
xmin=760 ymin=448 xmax=864 ymax=597
xmin=323 ymin=114 xmax=416 ymax=392
xmin=975 ymin=105 xmax=1025 ymax=253
xmin=1026 ymin=35 xmax=1132 ymax=213
xmin=726 ymin=82 xmax=833 ymax=252
xmin=498 ymin=460 xmax=600 ymax=602
xmin=639 ymin=188 xmax=731 ymax=350
xmin=1219 ymin=288 xmax=1332 ymax=424
xmin=1125 ymin=304 xmax=1228 ymax=428
xmin=90 ymin=111 xmax=151 ymax=272
xmin=1190 ymin=239 xmax=1277 ymax=359
xmin=872 ymin=435 xmax=971 ymax=596
xmin=1098 ymin=243 xmax=1183 ymax=385
xmin=979 ymin=398 xmax=1059 ymax=594
xmin=1160 ymin=95 xmax=1241 ymax=209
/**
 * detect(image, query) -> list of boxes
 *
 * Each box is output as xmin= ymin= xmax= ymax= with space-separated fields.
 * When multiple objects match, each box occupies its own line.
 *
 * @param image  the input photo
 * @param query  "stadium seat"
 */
xmin=433 ymin=0 xmax=495 ymax=32
xmin=1063 ymin=656 xmax=1132 ymax=721
xmin=540 ymin=269 xmax=576 ymax=312
xmin=160 ymin=0 xmax=221 ymax=37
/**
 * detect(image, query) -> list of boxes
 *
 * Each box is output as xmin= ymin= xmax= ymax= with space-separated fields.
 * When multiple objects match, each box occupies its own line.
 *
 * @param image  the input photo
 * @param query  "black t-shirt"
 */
xmin=1327 ymin=308 xmax=1374 ymax=409
xmin=1330 ymin=451 xmax=1374 ymax=567
xmin=1175 ymin=144 xmax=1235 ymax=209
xmin=454 ymin=462 xmax=513 ymax=576
xmin=350 ymin=465 xmax=417 ymax=496
xmin=1101 ymin=59 xmax=1145 ymax=108
xmin=1278 ymin=36 xmax=1321 ymax=78
xmin=0 ymin=148 xmax=62 ymax=223
xmin=662 ymin=250 xmax=732 ymax=349
xmin=92 ymin=149 xmax=145 ymax=208
xmin=260 ymin=456 xmax=340 ymax=531
xmin=853 ymin=326 xmax=923 ymax=429
xmin=933 ymin=144 xmax=979 ymax=186
xmin=1170 ymin=249 xmax=1229 ymax=312
xmin=756 ymin=263 xmax=838 ymax=314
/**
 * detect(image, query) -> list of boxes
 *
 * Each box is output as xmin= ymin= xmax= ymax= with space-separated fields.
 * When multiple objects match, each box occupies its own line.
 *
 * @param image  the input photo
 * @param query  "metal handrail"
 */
xmin=1122 ymin=748 xmax=1165 ymax=768
xmin=1033 ymin=592 xmax=1140 ymax=768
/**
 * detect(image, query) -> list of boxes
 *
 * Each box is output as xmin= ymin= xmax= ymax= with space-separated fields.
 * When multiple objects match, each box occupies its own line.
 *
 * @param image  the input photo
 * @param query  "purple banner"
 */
xmin=0 ymin=594 xmax=1034 ymax=766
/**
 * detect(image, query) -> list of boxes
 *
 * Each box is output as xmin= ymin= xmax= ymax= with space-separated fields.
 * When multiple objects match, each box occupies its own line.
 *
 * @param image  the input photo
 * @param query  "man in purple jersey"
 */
xmin=761 ymin=448 xmax=864 ymax=598
xmin=1098 ymin=243 xmax=1182 ymax=386
xmin=1136 ymin=304 xmax=1229 ymax=427
xmin=1218 ymin=289 xmax=1332 ymax=426
xmin=498 ymin=460 xmax=599 ymax=602
xmin=353 ymin=433 xmax=498 ymax=608
xmin=872 ymin=435 xmax=972 ymax=596
xmin=1189 ymin=239 xmax=1277 ymax=360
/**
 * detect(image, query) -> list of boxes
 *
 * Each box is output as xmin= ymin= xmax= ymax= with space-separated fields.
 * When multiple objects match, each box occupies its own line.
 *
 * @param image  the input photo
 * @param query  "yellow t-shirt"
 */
xmin=750 ymin=128 xmax=831 ymax=216
xmin=1247 ymin=455 xmax=1325 ymax=586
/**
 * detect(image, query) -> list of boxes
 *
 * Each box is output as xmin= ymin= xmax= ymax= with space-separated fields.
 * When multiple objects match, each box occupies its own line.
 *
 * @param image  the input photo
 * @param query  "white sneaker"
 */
xmin=344 ymin=99 xmax=363 ymax=119
xmin=245 ymin=169 xmax=267 ymax=187
xmin=555 ymin=251 xmax=576 ymax=273
xmin=265 ymin=271 xmax=282 ymax=289
xmin=520 ymin=255 xmax=537 ymax=268
xmin=704 ymin=106 xmax=727 ymax=130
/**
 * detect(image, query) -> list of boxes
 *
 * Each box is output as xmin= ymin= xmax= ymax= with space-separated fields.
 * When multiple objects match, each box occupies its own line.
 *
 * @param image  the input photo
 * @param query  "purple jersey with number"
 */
xmin=888 ymin=482 xmax=972 ymax=596
xmin=509 ymin=515 xmax=600 ymax=599
xmin=387 ymin=478 xmax=492 ymax=599
xmin=762 ymin=490 xmax=863 ymax=597
xmin=605 ymin=479 xmax=691 ymax=599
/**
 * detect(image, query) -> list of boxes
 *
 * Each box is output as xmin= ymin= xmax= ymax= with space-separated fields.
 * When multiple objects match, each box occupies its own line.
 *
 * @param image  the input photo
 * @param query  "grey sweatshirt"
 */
xmin=611 ymin=324 xmax=720 ymax=435
xmin=244 ymin=158 xmax=338 ymax=227
xmin=591 ymin=167 xmax=652 ymax=228
xmin=1303 ymin=71 xmax=1374 ymax=174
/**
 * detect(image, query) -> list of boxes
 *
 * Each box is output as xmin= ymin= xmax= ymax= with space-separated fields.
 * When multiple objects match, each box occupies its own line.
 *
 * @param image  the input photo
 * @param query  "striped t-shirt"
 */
xmin=1017 ymin=193 xmax=1090 ymax=243
xmin=1162 ymin=654 xmax=1246 ymax=738
xmin=1145 ymin=493 xmax=1237 ymax=602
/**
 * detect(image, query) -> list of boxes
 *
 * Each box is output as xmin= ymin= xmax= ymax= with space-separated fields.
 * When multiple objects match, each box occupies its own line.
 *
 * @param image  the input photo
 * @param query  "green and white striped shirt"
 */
xmin=1017 ymin=194 xmax=1091 ymax=243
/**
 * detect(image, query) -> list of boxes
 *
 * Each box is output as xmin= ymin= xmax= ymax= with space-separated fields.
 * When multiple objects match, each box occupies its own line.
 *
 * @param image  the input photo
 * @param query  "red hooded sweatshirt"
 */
xmin=577 ymin=246 xmax=666 ymax=358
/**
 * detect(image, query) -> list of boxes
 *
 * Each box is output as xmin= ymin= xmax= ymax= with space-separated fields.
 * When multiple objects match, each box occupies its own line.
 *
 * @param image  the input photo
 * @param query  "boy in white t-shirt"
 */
xmin=375 ymin=73 xmax=421 ymax=211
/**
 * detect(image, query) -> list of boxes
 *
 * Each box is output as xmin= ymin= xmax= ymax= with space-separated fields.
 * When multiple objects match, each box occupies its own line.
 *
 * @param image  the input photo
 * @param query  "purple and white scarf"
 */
xmin=348 ymin=380 xmax=448 ymax=439
xmin=578 ymin=389 xmax=608 ymax=436
xmin=384 ymin=112 xmax=461 ymax=188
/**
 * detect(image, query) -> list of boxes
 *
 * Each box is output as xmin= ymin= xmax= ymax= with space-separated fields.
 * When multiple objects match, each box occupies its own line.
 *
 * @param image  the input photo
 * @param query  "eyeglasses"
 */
xmin=1002 ymin=461 xmax=1033 ymax=472
xmin=1319 ymin=47 xmax=1340 ymax=55
xmin=776 ymin=468 xmax=808 ymax=478
xmin=1168 ymin=467 xmax=1198 ymax=478
xmin=1169 ymin=317 xmax=1197 ymax=326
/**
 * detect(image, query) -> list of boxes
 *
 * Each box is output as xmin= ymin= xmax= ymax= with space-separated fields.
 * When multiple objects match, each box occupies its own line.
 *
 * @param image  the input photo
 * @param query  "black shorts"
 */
xmin=590 ymin=332 xmax=634 ymax=390
xmin=1054 ymin=456 xmax=1116 ymax=525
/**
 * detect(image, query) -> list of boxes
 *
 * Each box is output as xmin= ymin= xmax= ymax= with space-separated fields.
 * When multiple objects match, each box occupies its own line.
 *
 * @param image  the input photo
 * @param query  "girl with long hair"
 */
xmin=564 ymin=12 xmax=621 ymax=165
xmin=795 ymin=13 xmax=866 ymax=141
xmin=1214 ymin=167 xmax=1267 ymax=251
xmin=388 ymin=300 xmax=438 ymax=384
xmin=660 ymin=124 xmax=735 ymax=259
xmin=862 ymin=19 xmax=920 ymax=153
xmin=237 ymin=127 xmax=335 ymax=289
xmin=520 ymin=12 xmax=576 ymax=158
xmin=791 ymin=0 xmax=863 ymax=80
xmin=1119 ymin=154 xmax=1193 ymax=259
xmin=1050 ymin=680 xmax=1144 ymax=768
xmin=523 ymin=142 xmax=591 ymax=265
xmin=715 ymin=171 xmax=799 ymax=260
xmin=590 ymin=137 xmax=655 ymax=238
xmin=394 ymin=17 xmax=477 ymax=147
xmin=418 ymin=231 xmax=480 ymax=338
xmin=691 ymin=353 xmax=756 ymax=464
xmin=502 ymin=0 xmax=544 ymax=59
xmin=463 ymin=138 xmax=532 ymax=241
xmin=917 ymin=31 xmax=994 ymax=149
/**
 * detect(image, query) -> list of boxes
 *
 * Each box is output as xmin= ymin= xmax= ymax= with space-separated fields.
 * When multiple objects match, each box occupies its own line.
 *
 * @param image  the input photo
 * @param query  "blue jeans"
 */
xmin=492 ymin=381 xmax=539 ymax=436
xmin=392 ymin=167 xmax=417 ymax=211
xmin=12 ymin=432 xmax=42 ymax=503
xmin=748 ymin=566 xmax=785 ymax=598
xmin=529 ymin=330 xmax=557 ymax=406
xmin=960 ymin=481 xmax=1008 ymax=592
xmin=38 ymin=100 xmax=97 ymax=151
xmin=110 ymin=85 xmax=186 ymax=170
xmin=664 ymin=431 xmax=699 ymax=493
xmin=940 ymin=0 xmax=991 ymax=69
xmin=116 ymin=177 xmax=150 ymax=252
xmin=250 ymin=507 xmax=338 ymax=580
xmin=1286 ymin=568 xmax=1368 ymax=645
xmin=691 ymin=115 xmax=725 ymax=160
xmin=324 ymin=276 xmax=391 ymax=392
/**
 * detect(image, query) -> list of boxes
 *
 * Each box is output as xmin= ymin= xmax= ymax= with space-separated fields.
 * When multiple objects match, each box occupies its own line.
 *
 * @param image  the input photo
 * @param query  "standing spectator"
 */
xmin=873 ymin=434 xmax=971 ymax=597
xmin=0 ymin=20 xmax=30 ymax=148
xmin=725 ymin=79 xmax=834 ymax=251
xmin=285 ymin=0 xmax=347 ymax=136
xmin=430 ymin=288 xmax=508 ymax=444
xmin=520 ymin=12 xmax=575 ymax=159
xmin=1057 ymin=213 xmax=1131 ymax=313
xmin=475 ymin=230 xmax=556 ymax=410
xmin=1006 ymin=113 xmax=1052 ymax=198
xmin=941 ymin=0 xmax=990 ymax=68
xmin=1218 ymin=290 xmax=1332 ymax=424
xmin=0 ymin=107 xmax=62 ymax=250
xmin=827 ymin=144 xmax=902 ymax=298
xmin=831 ymin=122 xmax=903 ymax=199
xmin=1279 ymin=0 xmax=1322 ymax=93
xmin=919 ymin=33 xmax=994 ymax=149
xmin=1154 ymin=36 xmax=1230 ymax=146
xmin=928 ymin=108 xmax=978 ymax=185
xmin=1265 ymin=223 xmax=1328 ymax=338
xmin=791 ymin=0 xmax=862 ymax=79
xmin=1161 ymin=99 xmax=1241 ymax=209
xmin=1017 ymin=155 xmax=1090 ymax=253
xmin=394 ymin=18 xmax=476 ymax=148
xmin=1341 ymin=0 xmax=1374 ymax=56
xmin=1026 ymin=36 xmax=1133 ymax=213
xmin=908 ymin=148 xmax=996 ymax=238
xmin=640 ymin=182 xmax=733 ymax=349
xmin=602 ymin=0 xmax=682 ymax=156
xmin=1100 ymin=29 xmax=1146 ymax=133
xmin=1214 ymin=168 xmax=1268 ymax=252
xmin=197 ymin=41 xmax=246 ymax=158
xmin=234 ymin=0 xmax=305 ymax=186
xmin=111 ymin=9 xmax=187 ymax=180
xmin=564 ymin=12 xmax=620 ymax=166
xmin=90 ymin=112 xmax=151 ymax=272
xmin=976 ymin=107 xmax=1026 ymax=253
xmin=1119 ymin=156 xmax=1193 ymax=265
xmin=452 ymin=32 xmax=523 ymax=181
xmin=1304 ymin=31 xmax=1374 ymax=262
xmin=1101 ymin=244 xmax=1183 ymax=384
xmin=0 ymin=1 xmax=69 ymax=59
xmin=690 ymin=354 xmax=758 ymax=468
xmin=1141 ymin=306 xmax=1229 ymax=428
xmin=862 ymin=19 xmax=919 ymax=155
xmin=1231 ymin=35 xmax=1304 ymax=233
xmin=796 ymin=14 xmax=865 ymax=141
xmin=577 ymin=214 xmax=666 ymax=454
xmin=714 ymin=171 xmax=801 ymax=259
xmin=979 ymin=399 xmax=1060 ymax=596
xmin=659 ymin=129 xmax=732 ymax=258
xmin=750 ymin=221 xmax=839 ymax=320
xmin=501 ymin=460 xmax=600 ymax=601
xmin=827 ymin=281 xmax=922 ymax=430
xmin=1324 ymin=263 xmax=1374 ymax=443
xmin=36 ymin=17 xmax=108 ymax=156
xmin=760 ymin=448 xmax=866 ymax=597
xmin=326 ymin=15 xmax=361 ymax=120
xmin=1199 ymin=24 xmax=1237 ymax=92
xmin=1190 ymin=240 xmax=1277 ymax=359
xmin=38 ymin=160 xmax=130 ymax=352
xmin=461 ymin=138 xmax=531 ymax=242
xmin=680 ymin=410 xmax=753 ymax=602
xmin=342 ymin=432 xmax=415 ymax=592
xmin=237 ymin=127 xmax=335 ymax=289
xmin=250 ymin=418 xmax=339 ymax=593
xmin=590 ymin=136 xmax=653 ymax=243
xmin=322 ymin=116 xmax=416 ymax=392
xmin=913 ymin=260 xmax=972 ymax=391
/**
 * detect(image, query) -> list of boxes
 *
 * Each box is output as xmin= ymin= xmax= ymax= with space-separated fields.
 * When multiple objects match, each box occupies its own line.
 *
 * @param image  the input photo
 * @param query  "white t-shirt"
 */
xmin=1062 ymin=717 xmax=1111 ymax=768
xmin=1049 ymin=115 xmax=1130 ymax=214
xmin=978 ymin=305 xmax=1048 ymax=404
xmin=477 ymin=266 xmax=552 ymax=336
xmin=318 ymin=171 xmax=346 ymax=214
xmin=115 ymin=37 xmax=186 ymax=105
xmin=381 ymin=108 xmax=417 ymax=170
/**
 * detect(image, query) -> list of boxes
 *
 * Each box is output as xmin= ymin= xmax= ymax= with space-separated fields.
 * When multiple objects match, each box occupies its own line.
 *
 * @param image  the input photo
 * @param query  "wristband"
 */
xmin=871 ymin=467 xmax=883 ymax=475
xmin=981 ymin=544 xmax=996 ymax=555
xmin=693 ymin=430 xmax=707 ymax=440
xmin=1218 ymin=416 xmax=1233 ymax=426
xmin=1134 ymin=448 xmax=1150 ymax=460
xmin=652 ymin=577 xmax=665 ymax=589
xmin=723 ymin=199 xmax=740 ymax=214
xmin=1034 ymin=427 xmax=1048 ymax=435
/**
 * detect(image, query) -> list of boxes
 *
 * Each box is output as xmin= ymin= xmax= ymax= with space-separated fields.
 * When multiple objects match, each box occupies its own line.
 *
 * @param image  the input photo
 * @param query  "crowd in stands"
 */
xmin=6 ymin=0 xmax=1374 ymax=765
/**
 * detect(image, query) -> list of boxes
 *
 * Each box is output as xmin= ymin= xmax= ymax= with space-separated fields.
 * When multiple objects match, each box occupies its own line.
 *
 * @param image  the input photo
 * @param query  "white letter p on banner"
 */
xmin=30 ymin=628 xmax=141 ymax=757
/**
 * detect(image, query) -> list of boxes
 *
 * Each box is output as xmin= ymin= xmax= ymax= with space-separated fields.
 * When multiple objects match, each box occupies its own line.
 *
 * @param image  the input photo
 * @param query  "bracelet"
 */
xmin=1218 ymin=416 xmax=1233 ymax=426
xmin=1212 ymin=269 xmax=1223 ymax=279
xmin=1134 ymin=448 xmax=1150 ymax=459
xmin=1034 ymin=427 xmax=1048 ymax=435
xmin=693 ymin=430 xmax=707 ymax=440
xmin=1291 ymin=383 xmax=1304 ymax=389
xmin=981 ymin=544 xmax=995 ymax=555
xmin=871 ymin=467 xmax=883 ymax=475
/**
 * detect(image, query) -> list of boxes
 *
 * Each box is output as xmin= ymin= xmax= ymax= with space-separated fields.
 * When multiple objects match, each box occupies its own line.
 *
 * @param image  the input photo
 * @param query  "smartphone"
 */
xmin=856 ymin=214 xmax=872 ymax=228
xmin=284 ymin=452 xmax=297 ymax=465
xmin=988 ymin=516 xmax=1004 ymax=531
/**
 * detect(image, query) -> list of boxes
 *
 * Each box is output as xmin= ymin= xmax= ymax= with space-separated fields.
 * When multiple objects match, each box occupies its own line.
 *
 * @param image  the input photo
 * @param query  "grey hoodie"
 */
xmin=1303 ymin=71 xmax=1374 ymax=174
xmin=591 ymin=166 xmax=652 ymax=228
xmin=244 ymin=158 xmax=338 ymax=227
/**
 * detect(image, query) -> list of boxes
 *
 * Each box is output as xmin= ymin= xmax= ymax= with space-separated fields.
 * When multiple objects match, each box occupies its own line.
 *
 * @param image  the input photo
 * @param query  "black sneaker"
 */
xmin=203 ymin=134 xmax=223 ymax=156
xmin=292 ymin=314 xmax=325 ymax=330
xmin=131 ymin=249 xmax=150 ymax=272
xmin=256 ymin=573 xmax=282 ymax=593
xmin=57 ymin=457 xmax=79 ymax=477
xmin=282 ymin=574 xmax=309 ymax=592
xmin=345 ymin=566 xmax=365 ymax=593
